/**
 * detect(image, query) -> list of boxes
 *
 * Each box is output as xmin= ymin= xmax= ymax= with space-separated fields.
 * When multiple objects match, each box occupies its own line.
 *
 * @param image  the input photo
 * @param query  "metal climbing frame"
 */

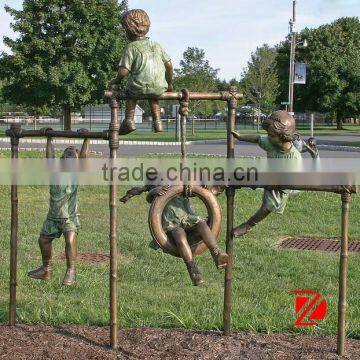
xmin=7 ymin=86 xmax=357 ymax=355
xmin=6 ymin=97 xmax=120 ymax=348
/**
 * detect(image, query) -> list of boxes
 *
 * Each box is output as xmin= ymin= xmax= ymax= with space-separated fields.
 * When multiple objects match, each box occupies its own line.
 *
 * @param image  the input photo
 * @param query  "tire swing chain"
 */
xmin=179 ymin=89 xmax=192 ymax=199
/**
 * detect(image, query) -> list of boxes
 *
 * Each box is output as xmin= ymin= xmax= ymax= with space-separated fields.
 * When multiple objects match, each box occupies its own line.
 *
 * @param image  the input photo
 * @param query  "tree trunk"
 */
xmin=63 ymin=104 xmax=72 ymax=130
xmin=337 ymin=118 xmax=343 ymax=130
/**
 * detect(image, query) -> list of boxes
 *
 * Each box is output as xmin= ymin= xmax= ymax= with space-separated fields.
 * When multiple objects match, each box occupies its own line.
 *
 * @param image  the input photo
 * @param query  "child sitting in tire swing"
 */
xmin=120 ymin=185 xmax=228 ymax=286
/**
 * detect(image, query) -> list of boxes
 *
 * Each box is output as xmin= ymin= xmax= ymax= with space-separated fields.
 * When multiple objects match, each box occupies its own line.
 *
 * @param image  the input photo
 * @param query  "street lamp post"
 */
xmin=288 ymin=0 xmax=297 ymax=115
xmin=288 ymin=1 xmax=307 ymax=115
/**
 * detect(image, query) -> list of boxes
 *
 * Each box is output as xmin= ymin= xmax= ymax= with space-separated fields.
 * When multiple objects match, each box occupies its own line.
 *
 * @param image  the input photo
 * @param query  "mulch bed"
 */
xmin=1 ymin=325 xmax=360 ymax=359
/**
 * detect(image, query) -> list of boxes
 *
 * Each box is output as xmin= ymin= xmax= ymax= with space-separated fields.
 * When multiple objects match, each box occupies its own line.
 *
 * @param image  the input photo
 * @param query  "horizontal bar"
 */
xmin=234 ymin=185 xmax=357 ymax=194
xmin=104 ymin=90 xmax=243 ymax=101
xmin=5 ymin=129 xmax=109 ymax=140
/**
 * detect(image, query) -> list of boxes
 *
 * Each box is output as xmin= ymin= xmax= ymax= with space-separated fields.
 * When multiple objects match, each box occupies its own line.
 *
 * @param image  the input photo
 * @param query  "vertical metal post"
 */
xmin=310 ymin=113 xmax=314 ymax=138
xmin=109 ymin=98 xmax=120 ymax=349
xmin=175 ymin=106 xmax=181 ymax=142
xmin=180 ymin=114 xmax=187 ymax=159
xmin=179 ymin=89 xmax=190 ymax=159
xmin=223 ymin=87 xmax=237 ymax=335
xmin=9 ymin=124 xmax=20 ymax=326
xmin=337 ymin=190 xmax=351 ymax=356
xmin=288 ymin=0 xmax=296 ymax=114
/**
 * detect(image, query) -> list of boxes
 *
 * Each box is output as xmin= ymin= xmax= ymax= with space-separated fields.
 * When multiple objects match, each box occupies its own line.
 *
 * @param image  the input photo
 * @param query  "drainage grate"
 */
xmin=279 ymin=237 xmax=360 ymax=253
xmin=57 ymin=253 xmax=110 ymax=263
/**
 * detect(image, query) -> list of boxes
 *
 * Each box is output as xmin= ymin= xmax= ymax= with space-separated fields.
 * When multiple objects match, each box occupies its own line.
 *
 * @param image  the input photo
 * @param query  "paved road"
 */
xmin=0 ymin=139 xmax=359 ymax=158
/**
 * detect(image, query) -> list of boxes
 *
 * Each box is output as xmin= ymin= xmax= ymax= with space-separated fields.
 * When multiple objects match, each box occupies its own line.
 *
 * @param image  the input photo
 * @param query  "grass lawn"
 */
xmin=0 ymin=151 xmax=359 ymax=338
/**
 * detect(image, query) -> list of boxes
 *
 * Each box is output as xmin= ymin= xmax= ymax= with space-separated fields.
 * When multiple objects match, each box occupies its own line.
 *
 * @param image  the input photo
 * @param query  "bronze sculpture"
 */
xmin=108 ymin=9 xmax=173 ymax=134
xmin=6 ymin=80 xmax=356 ymax=354
xmin=28 ymin=128 xmax=90 ymax=286
xmin=231 ymin=110 xmax=302 ymax=237
xmin=120 ymin=184 xmax=228 ymax=286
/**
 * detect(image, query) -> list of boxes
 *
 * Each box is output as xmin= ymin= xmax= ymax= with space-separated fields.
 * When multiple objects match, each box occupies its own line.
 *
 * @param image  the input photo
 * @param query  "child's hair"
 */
xmin=62 ymin=146 xmax=79 ymax=159
xmin=262 ymin=110 xmax=296 ymax=142
xmin=121 ymin=9 xmax=151 ymax=38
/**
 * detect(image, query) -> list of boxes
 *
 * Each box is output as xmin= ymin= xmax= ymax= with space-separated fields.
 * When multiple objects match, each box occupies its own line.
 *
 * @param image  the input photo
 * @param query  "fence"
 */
xmin=1 ymin=112 xmax=358 ymax=135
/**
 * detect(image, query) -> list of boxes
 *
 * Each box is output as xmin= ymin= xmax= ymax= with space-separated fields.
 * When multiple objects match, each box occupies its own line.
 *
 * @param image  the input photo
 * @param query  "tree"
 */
xmin=0 ymin=0 xmax=128 ymax=130
xmin=276 ymin=17 xmax=360 ymax=129
xmin=241 ymin=44 xmax=279 ymax=131
xmin=174 ymin=47 xmax=220 ymax=133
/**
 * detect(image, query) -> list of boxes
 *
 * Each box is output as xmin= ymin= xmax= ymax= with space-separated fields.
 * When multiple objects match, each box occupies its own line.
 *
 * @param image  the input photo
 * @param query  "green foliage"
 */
xmin=174 ymin=47 xmax=223 ymax=117
xmin=241 ymin=44 xmax=279 ymax=114
xmin=276 ymin=17 xmax=360 ymax=123
xmin=0 ymin=0 xmax=128 ymax=121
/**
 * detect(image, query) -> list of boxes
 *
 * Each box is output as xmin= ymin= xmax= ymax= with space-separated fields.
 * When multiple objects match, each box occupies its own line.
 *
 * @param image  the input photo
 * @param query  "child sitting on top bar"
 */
xmin=109 ymin=9 xmax=173 ymax=135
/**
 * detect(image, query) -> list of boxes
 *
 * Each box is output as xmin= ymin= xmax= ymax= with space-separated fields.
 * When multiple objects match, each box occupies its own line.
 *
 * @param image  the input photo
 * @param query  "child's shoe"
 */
xmin=210 ymin=248 xmax=229 ymax=269
xmin=119 ymin=119 xmax=136 ymax=135
xmin=185 ymin=260 xmax=204 ymax=286
xmin=62 ymin=268 xmax=76 ymax=286
xmin=28 ymin=266 xmax=52 ymax=281
xmin=232 ymin=222 xmax=252 ymax=237
xmin=153 ymin=119 xmax=163 ymax=133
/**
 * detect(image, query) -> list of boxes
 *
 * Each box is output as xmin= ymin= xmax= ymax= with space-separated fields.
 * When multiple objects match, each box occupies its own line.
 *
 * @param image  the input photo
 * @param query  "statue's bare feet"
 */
xmin=62 ymin=268 xmax=76 ymax=286
xmin=232 ymin=223 xmax=252 ymax=238
xmin=28 ymin=266 xmax=52 ymax=281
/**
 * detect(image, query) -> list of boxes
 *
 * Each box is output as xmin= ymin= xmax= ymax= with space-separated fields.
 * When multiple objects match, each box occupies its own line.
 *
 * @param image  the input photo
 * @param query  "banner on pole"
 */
xmin=294 ymin=63 xmax=307 ymax=84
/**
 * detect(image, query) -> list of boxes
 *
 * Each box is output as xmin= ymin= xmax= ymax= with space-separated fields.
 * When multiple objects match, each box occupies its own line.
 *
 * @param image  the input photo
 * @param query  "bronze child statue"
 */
xmin=120 ymin=185 xmax=228 ymax=286
xmin=231 ymin=110 xmax=303 ymax=237
xmin=28 ymin=129 xmax=90 ymax=286
xmin=109 ymin=9 xmax=174 ymax=135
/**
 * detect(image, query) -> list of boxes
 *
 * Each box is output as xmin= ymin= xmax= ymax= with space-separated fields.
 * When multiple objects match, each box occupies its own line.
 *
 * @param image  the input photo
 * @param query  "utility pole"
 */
xmin=288 ymin=0 xmax=297 ymax=115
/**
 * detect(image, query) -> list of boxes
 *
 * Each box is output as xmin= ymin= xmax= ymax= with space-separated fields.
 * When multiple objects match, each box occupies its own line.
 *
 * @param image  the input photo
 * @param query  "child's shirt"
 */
xmin=258 ymin=135 xmax=301 ymax=214
xmin=119 ymin=38 xmax=170 ymax=97
xmin=47 ymin=182 xmax=78 ymax=220
xmin=162 ymin=195 xmax=202 ymax=232
xmin=258 ymin=135 xmax=301 ymax=159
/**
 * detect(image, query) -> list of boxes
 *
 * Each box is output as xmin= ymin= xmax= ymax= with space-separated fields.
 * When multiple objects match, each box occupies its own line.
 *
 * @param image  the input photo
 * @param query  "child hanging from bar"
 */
xmin=28 ymin=128 xmax=90 ymax=286
xmin=108 ymin=9 xmax=173 ymax=135
xmin=231 ymin=110 xmax=306 ymax=237
xmin=120 ymin=185 xmax=228 ymax=286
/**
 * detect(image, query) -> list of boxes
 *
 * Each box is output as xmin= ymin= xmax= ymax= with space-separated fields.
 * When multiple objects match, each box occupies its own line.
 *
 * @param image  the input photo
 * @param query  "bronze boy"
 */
xmin=28 ymin=129 xmax=90 ymax=286
xmin=109 ymin=9 xmax=173 ymax=134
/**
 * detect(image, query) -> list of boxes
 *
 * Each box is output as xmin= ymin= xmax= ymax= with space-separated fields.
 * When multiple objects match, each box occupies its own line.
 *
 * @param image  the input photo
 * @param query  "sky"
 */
xmin=0 ymin=0 xmax=359 ymax=80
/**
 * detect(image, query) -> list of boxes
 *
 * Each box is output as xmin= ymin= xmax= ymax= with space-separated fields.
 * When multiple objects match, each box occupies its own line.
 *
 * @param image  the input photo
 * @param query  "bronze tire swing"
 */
xmin=148 ymin=89 xmax=222 ymax=258
xmin=148 ymin=185 xmax=222 ymax=257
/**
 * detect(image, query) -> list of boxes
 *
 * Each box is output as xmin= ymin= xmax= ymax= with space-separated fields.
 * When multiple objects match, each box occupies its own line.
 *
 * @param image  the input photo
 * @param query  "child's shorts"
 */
xmin=40 ymin=217 xmax=80 ymax=239
xmin=262 ymin=189 xmax=292 ymax=214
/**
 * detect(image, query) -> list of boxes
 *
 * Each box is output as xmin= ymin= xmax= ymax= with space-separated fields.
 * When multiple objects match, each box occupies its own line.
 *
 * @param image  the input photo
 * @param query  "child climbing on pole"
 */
xmin=28 ymin=128 xmax=90 ymax=286
xmin=120 ymin=185 xmax=228 ymax=286
xmin=108 ymin=9 xmax=174 ymax=135
xmin=231 ymin=110 xmax=304 ymax=237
